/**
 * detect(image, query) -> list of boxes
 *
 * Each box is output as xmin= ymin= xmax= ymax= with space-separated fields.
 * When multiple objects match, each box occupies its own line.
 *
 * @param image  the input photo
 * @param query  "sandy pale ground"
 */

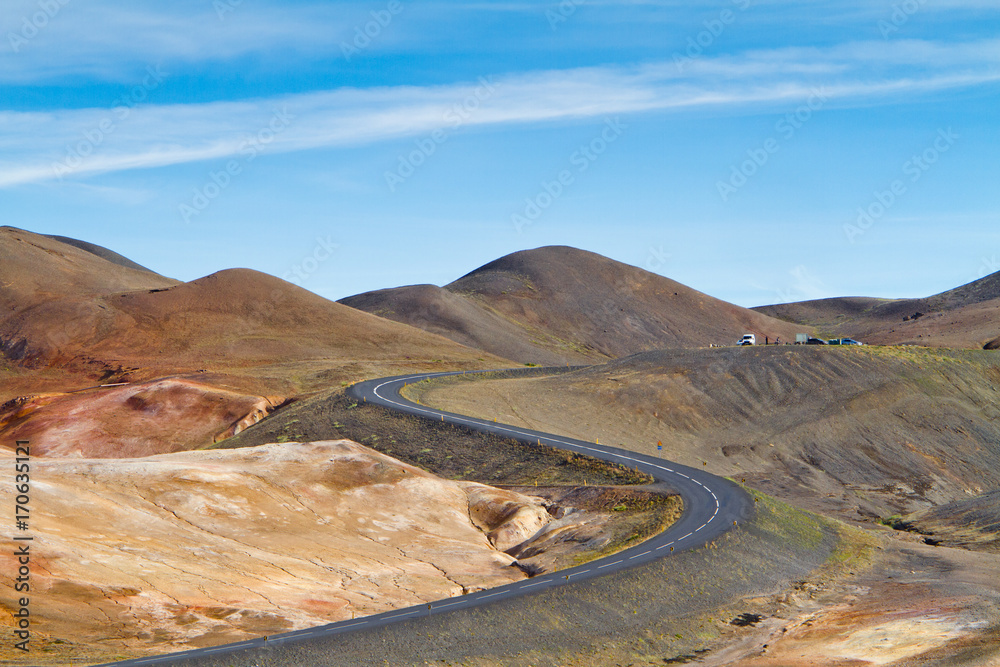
xmin=0 ymin=440 xmax=574 ymax=664
xmin=692 ymin=532 xmax=1000 ymax=666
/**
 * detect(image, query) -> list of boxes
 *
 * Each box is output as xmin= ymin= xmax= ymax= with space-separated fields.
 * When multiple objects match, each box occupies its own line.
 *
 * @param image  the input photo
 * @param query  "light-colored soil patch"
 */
xmin=0 ymin=438 xmax=676 ymax=665
xmin=699 ymin=533 xmax=1000 ymax=667
xmin=0 ymin=441 xmax=540 ymax=664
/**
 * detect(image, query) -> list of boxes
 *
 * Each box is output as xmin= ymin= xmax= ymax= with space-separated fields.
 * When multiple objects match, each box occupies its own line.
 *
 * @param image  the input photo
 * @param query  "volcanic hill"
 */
xmin=755 ymin=270 xmax=1000 ymax=349
xmin=0 ymin=226 xmax=505 ymax=400
xmin=341 ymin=246 xmax=803 ymax=364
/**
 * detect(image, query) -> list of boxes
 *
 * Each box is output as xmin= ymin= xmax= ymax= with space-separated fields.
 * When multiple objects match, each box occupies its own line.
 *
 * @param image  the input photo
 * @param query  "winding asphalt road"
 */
xmin=98 ymin=368 xmax=753 ymax=667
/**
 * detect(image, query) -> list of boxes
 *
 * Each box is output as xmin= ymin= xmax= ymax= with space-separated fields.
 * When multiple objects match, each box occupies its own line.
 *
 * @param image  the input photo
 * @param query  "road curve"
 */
xmin=98 ymin=368 xmax=753 ymax=667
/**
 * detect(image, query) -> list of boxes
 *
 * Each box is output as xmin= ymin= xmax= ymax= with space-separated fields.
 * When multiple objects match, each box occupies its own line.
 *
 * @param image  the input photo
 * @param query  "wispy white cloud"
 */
xmin=4 ymin=1 xmax=998 ymax=85
xmin=0 ymin=1 xmax=353 ymax=83
xmin=0 ymin=39 xmax=997 ymax=188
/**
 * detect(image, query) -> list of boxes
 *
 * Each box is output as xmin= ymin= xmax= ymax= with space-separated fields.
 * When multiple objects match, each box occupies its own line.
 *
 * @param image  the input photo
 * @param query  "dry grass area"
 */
xmin=412 ymin=346 xmax=1000 ymax=521
xmin=391 ymin=357 xmax=1000 ymax=666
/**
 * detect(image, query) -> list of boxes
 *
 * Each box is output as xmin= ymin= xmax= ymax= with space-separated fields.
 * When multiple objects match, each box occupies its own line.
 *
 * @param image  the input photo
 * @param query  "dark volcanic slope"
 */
xmin=342 ymin=246 xmax=803 ymax=364
xmin=337 ymin=284 xmax=552 ymax=364
xmin=755 ymin=270 xmax=1000 ymax=348
xmin=43 ymin=234 xmax=158 ymax=274
xmin=416 ymin=345 xmax=1000 ymax=521
xmin=904 ymin=490 xmax=1000 ymax=552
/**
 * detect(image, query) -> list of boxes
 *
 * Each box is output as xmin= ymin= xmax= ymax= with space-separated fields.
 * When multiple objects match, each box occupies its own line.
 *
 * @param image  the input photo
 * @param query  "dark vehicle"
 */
xmin=829 ymin=338 xmax=864 ymax=346
xmin=805 ymin=337 xmax=828 ymax=345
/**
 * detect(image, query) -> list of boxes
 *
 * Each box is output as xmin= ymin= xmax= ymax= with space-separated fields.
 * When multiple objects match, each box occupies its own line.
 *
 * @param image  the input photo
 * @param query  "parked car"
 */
xmin=738 ymin=334 xmax=756 ymax=346
xmin=829 ymin=338 xmax=864 ymax=346
xmin=805 ymin=337 xmax=828 ymax=345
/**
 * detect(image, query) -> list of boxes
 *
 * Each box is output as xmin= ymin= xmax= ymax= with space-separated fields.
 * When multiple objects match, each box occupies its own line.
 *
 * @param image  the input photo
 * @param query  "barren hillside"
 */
xmin=409 ymin=346 xmax=1000 ymax=520
xmin=755 ymin=271 xmax=1000 ymax=348
xmin=0 ymin=228 xmax=509 ymax=403
xmin=341 ymin=246 xmax=804 ymax=364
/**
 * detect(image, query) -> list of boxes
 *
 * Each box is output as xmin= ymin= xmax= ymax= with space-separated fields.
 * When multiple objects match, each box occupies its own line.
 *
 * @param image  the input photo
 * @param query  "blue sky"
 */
xmin=1 ymin=1 xmax=998 ymax=307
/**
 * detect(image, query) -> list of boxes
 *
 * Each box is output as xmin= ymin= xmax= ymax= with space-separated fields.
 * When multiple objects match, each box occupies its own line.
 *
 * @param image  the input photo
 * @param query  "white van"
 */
xmin=738 ymin=334 xmax=756 ymax=346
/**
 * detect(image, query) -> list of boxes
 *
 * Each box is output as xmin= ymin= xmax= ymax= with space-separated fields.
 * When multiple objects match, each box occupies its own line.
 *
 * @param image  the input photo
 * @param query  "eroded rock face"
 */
xmin=463 ymin=484 xmax=553 ymax=552
xmin=0 ymin=378 xmax=285 ymax=457
xmin=0 ymin=440 xmax=536 ymax=661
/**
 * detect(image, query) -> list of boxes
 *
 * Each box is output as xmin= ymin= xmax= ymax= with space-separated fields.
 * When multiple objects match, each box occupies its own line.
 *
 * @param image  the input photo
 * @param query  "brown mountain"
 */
xmin=0 ymin=226 xmax=178 ymax=313
xmin=754 ymin=270 xmax=1000 ymax=348
xmin=340 ymin=246 xmax=804 ymax=364
xmin=0 ymin=227 xmax=502 ymax=382
xmin=0 ymin=226 xmax=509 ymax=458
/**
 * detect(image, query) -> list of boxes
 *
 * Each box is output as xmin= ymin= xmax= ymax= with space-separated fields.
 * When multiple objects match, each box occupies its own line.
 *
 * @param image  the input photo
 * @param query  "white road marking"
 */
xmin=435 ymin=600 xmax=466 ymax=609
xmin=383 ymin=612 xmax=417 ymax=621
